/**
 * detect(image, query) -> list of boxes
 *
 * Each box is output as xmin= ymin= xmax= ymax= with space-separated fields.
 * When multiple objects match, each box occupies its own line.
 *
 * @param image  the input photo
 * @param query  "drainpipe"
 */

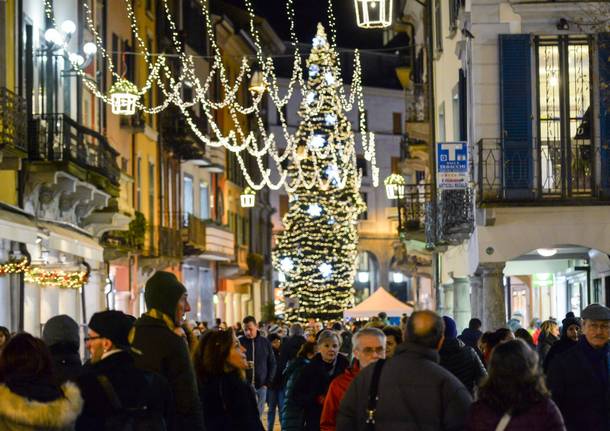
xmin=17 ymin=243 xmax=31 ymax=332
xmin=81 ymin=259 xmax=91 ymax=325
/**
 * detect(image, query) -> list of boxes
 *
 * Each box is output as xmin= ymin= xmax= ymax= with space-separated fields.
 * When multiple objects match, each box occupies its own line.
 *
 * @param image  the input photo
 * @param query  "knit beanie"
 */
xmin=144 ymin=271 xmax=186 ymax=318
xmin=42 ymin=315 xmax=80 ymax=350
xmin=89 ymin=310 xmax=134 ymax=349
xmin=442 ymin=316 xmax=458 ymax=339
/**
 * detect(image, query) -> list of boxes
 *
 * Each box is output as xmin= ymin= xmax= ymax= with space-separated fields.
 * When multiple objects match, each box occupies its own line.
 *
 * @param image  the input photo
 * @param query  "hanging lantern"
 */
xmin=240 ymin=187 xmax=256 ymax=208
xmin=109 ymin=79 xmax=139 ymax=116
xmin=248 ymin=70 xmax=266 ymax=94
xmin=384 ymin=173 xmax=406 ymax=199
xmin=354 ymin=0 xmax=393 ymax=29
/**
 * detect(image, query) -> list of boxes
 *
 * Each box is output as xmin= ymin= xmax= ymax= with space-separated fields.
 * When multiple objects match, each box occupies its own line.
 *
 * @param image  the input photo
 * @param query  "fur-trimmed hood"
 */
xmin=0 ymin=382 xmax=83 ymax=430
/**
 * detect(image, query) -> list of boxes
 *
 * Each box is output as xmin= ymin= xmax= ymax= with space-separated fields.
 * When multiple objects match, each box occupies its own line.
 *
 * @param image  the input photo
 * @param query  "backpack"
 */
xmin=97 ymin=374 xmax=166 ymax=431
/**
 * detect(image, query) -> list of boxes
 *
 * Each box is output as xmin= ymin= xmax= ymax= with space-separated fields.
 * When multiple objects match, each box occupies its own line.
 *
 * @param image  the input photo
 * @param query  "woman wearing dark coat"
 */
xmin=282 ymin=342 xmax=317 ymax=430
xmin=193 ymin=328 xmax=264 ymax=431
xmin=537 ymin=320 xmax=559 ymax=365
xmin=466 ymin=339 xmax=565 ymax=431
xmin=542 ymin=317 xmax=580 ymax=373
xmin=286 ymin=330 xmax=349 ymax=431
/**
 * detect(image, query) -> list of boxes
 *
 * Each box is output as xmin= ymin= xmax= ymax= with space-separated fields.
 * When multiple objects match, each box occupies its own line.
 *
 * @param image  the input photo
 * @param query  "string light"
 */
xmin=0 ymin=259 xmax=88 ymax=290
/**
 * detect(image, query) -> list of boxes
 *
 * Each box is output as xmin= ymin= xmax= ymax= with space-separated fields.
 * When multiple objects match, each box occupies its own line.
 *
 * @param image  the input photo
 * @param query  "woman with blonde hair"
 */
xmin=537 ymin=320 xmax=559 ymax=365
xmin=193 ymin=329 xmax=263 ymax=431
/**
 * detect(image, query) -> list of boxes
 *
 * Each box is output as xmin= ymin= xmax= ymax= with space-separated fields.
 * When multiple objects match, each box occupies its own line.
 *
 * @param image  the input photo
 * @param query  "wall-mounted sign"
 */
xmin=437 ymin=141 xmax=469 ymax=189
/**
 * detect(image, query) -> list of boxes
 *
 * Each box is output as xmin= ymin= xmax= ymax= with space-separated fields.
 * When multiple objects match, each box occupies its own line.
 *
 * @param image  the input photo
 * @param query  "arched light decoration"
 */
xmin=109 ymin=79 xmax=139 ymax=116
xmin=240 ymin=187 xmax=256 ymax=208
xmin=384 ymin=173 xmax=406 ymax=199
xmin=354 ymin=0 xmax=393 ymax=29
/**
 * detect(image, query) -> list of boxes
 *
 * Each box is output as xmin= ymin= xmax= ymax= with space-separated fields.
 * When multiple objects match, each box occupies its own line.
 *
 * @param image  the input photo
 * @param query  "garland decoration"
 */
xmin=0 ymin=259 xmax=89 ymax=289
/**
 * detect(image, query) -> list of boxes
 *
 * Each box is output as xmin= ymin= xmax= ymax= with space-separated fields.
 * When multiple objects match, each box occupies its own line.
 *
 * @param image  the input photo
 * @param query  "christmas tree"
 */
xmin=273 ymin=24 xmax=366 ymax=322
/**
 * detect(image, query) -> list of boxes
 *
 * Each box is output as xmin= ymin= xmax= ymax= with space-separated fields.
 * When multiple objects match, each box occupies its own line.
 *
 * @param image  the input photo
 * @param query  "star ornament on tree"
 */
xmin=280 ymin=257 xmax=295 ymax=273
xmin=325 ymin=113 xmax=337 ymax=126
xmin=324 ymin=72 xmax=336 ymax=86
xmin=308 ymin=134 xmax=326 ymax=150
xmin=307 ymin=203 xmax=323 ymax=217
xmin=305 ymin=91 xmax=317 ymax=105
xmin=325 ymin=164 xmax=342 ymax=185
xmin=309 ymin=64 xmax=320 ymax=78
xmin=312 ymin=24 xmax=329 ymax=48
xmin=318 ymin=263 xmax=333 ymax=278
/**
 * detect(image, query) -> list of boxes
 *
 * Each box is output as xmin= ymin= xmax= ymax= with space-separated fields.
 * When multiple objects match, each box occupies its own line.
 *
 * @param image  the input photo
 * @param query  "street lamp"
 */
xmin=354 ymin=0 xmax=393 ymax=29
xmin=240 ymin=187 xmax=256 ymax=208
xmin=384 ymin=173 xmax=406 ymax=199
xmin=109 ymin=79 xmax=139 ymax=116
xmin=248 ymin=68 xmax=266 ymax=94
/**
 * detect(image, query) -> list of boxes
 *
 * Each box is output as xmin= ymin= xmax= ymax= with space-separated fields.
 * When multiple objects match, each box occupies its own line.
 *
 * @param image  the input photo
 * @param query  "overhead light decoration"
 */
xmin=109 ymin=79 xmax=139 ymax=116
xmin=384 ymin=173 xmax=406 ymax=199
xmin=240 ymin=187 xmax=256 ymax=208
xmin=354 ymin=0 xmax=393 ymax=29
xmin=536 ymin=248 xmax=558 ymax=257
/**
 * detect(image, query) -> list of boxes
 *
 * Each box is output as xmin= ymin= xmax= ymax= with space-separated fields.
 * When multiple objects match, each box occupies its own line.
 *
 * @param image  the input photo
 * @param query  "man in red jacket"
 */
xmin=320 ymin=327 xmax=386 ymax=431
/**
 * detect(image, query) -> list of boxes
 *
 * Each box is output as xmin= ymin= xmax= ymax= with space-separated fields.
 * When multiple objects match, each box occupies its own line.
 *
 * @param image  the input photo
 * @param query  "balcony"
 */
xmin=0 ymin=87 xmax=27 ymax=155
xmin=182 ymin=213 xmax=207 ymax=254
xmin=398 ymin=184 xmax=431 ymax=238
xmin=29 ymin=114 xmax=120 ymax=190
xmin=160 ymin=106 xmax=208 ymax=161
xmin=159 ymin=225 xmax=183 ymax=258
xmin=181 ymin=214 xmax=236 ymax=260
xmin=478 ymin=138 xmax=606 ymax=205
xmin=236 ymin=244 xmax=249 ymax=271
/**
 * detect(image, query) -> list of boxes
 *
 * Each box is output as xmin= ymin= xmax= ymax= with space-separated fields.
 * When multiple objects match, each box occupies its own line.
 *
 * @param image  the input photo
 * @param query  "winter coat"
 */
xmin=458 ymin=328 xmax=484 ymax=361
xmin=546 ymin=338 xmax=610 ymax=431
xmin=75 ymin=350 xmax=173 ymax=431
xmin=542 ymin=338 xmax=577 ymax=373
xmin=439 ymin=338 xmax=487 ymax=395
xmin=0 ymin=381 xmax=83 ymax=431
xmin=42 ymin=315 xmax=82 ymax=385
xmin=269 ymin=348 xmax=283 ymax=390
xmin=289 ymin=353 xmax=349 ymax=431
xmin=278 ymin=335 xmax=306 ymax=384
xmin=49 ymin=344 xmax=82 ymax=385
xmin=537 ymin=333 xmax=559 ymax=365
xmin=130 ymin=313 xmax=205 ymax=431
xmin=320 ymin=363 xmax=360 ymax=431
xmin=465 ymin=399 xmax=565 ymax=431
xmin=198 ymin=371 xmax=264 ymax=431
xmin=239 ymin=332 xmax=277 ymax=389
xmin=337 ymin=342 xmax=472 ymax=431
xmin=282 ymin=357 xmax=310 ymax=431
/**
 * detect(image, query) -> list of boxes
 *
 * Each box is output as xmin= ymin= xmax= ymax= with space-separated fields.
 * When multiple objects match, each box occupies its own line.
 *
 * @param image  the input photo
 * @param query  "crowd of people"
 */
xmin=0 ymin=269 xmax=608 ymax=431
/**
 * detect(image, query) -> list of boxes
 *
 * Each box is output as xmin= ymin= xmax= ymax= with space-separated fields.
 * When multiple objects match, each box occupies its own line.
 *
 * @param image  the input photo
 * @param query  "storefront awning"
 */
xmin=0 ymin=206 xmax=38 ymax=245
xmin=39 ymin=221 xmax=104 ymax=262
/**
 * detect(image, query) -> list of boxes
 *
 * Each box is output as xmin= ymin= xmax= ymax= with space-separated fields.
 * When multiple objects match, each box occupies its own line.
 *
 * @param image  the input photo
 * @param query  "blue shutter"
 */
xmin=599 ymin=33 xmax=610 ymax=195
xmin=499 ymin=34 xmax=533 ymax=199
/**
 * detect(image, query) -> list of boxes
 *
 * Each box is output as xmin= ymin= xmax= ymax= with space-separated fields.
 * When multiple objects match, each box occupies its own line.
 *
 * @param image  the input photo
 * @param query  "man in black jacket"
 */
xmin=337 ymin=310 xmax=472 ymax=431
xmin=129 ymin=271 xmax=205 ymax=431
xmin=240 ymin=315 xmax=277 ymax=417
xmin=439 ymin=316 xmax=486 ymax=395
xmin=278 ymin=323 xmax=306 ymax=378
xmin=76 ymin=310 xmax=173 ymax=431
xmin=547 ymin=303 xmax=610 ymax=431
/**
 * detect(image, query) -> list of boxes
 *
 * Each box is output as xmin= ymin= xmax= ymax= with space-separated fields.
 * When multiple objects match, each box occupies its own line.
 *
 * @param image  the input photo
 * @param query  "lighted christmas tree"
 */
xmin=273 ymin=24 xmax=366 ymax=322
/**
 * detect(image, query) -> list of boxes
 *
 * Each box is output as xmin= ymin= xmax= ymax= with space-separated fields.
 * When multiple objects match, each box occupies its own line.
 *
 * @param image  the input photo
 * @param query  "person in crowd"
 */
xmin=337 ymin=310 xmax=472 ymax=431
xmin=239 ymin=315 xmax=277 ymax=417
xmin=529 ymin=318 xmax=542 ymax=345
xmin=507 ymin=317 xmax=522 ymax=333
xmin=76 ymin=310 xmax=172 ymax=431
xmin=213 ymin=318 xmax=222 ymax=330
xmin=458 ymin=318 xmax=483 ymax=351
xmin=235 ymin=321 xmax=245 ymax=337
xmin=41 ymin=314 xmax=83 ymax=384
xmin=305 ymin=328 xmax=317 ymax=343
xmin=0 ymin=326 xmax=10 ymax=354
xmin=465 ymin=339 xmax=565 ymax=431
xmin=267 ymin=333 xmax=284 ymax=431
xmin=198 ymin=321 xmax=208 ymax=333
xmin=0 ymin=333 xmax=83 ymax=430
xmin=547 ymin=304 xmax=610 ymax=430
xmin=287 ymin=330 xmax=349 ymax=431
xmin=282 ymin=342 xmax=317 ymax=431
xmin=279 ymin=323 xmax=307 ymax=377
xmin=129 ymin=270 xmax=204 ymax=431
xmin=482 ymin=328 xmax=514 ymax=366
xmin=378 ymin=312 xmax=389 ymax=326
xmin=333 ymin=322 xmax=353 ymax=357
xmin=514 ymin=328 xmax=536 ymax=350
xmin=543 ymin=315 xmax=580 ymax=372
xmin=320 ymin=327 xmax=386 ymax=431
xmin=537 ymin=320 xmax=559 ymax=365
xmin=439 ymin=316 xmax=487 ymax=395
xmin=194 ymin=328 xmax=264 ymax=431
xmin=382 ymin=325 xmax=403 ymax=358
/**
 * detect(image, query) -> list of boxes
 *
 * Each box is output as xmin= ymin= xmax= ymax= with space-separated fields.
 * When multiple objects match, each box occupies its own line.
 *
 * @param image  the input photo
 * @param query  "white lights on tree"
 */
xmin=325 ymin=164 xmax=342 ymax=186
xmin=309 ymin=64 xmax=320 ymax=78
xmin=109 ymin=79 xmax=139 ymax=116
xmin=307 ymin=203 xmax=323 ymax=217
xmin=318 ymin=263 xmax=333 ymax=278
xmin=384 ymin=173 xmax=406 ymax=199
xmin=278 ymin=271 xmax=286 ymax=282
xmin=240 ymin=187 xmax=256 ymax=208
xmin=324 ymin=72 xmax=336 ymax=86
xmin=279 ymin=257 xmax=295 ymax=273
xmin=312 ymin=35 xmax=327 ymax=47
xmin=306 ymin=91 xmax=317 ymax=105
xmin=308 ymin=134 xmax=326 ymax=150
xmin=354 ymin=0 xmax=393 ymax=29
xmin=325 ymin=113 xmax=337 ymax=126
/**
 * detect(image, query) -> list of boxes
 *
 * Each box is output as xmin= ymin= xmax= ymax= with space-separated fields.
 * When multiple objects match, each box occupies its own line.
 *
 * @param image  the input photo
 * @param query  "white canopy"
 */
xmin=344 ymin=287 xmax=413 ymax=318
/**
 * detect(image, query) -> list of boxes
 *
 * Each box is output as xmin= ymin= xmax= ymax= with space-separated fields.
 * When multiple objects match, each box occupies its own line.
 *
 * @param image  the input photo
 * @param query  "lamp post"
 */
xmin=354 ymin=0 xmax=393 ymax=29
xmin=385 ymin=173 xmax=406 ymax=238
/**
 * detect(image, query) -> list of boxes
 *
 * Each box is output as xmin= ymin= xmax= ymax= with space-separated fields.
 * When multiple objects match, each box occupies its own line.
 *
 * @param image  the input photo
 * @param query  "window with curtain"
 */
xmin=199 ymin=182 xmax=210 ymax=220
xmin=183 ymin=175 xmax=193 ymax=226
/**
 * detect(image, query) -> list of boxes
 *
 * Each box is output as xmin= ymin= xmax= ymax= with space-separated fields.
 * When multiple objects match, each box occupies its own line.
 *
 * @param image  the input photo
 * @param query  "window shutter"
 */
xmin=598 ymin=33 xmax=610 ymax=195
xmin=499 ymin=34 xmax=533 ymax=198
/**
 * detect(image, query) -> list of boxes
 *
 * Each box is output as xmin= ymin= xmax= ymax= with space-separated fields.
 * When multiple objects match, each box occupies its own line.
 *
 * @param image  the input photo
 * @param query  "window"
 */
xmin=358 ymin=193 xmax=368 ymax=220
xmin=136 ymin=157 xmax=142 ymax=211
xmin=199 ymin=183 xmax=210 ymax=220
xmin=435 ymin=0 xmax=443 ymax=53
xmin=357 ymin=156 xmax=368 ymax=178
xmin=111 ymin=33 xmax=119 ymax=82
xmin=392 ymin=112 xmax=402 ymax=135
xmin=416 ymin=170 xmax=426 ymax=183
xmin=448 ymin=0 xmax=460 ymax=35
xmin=279 ymin=195 xmax=289 ymax=219
xmin=183 ymin=175 xmax=193 ymax=226
xmin=145 ymin=0 xmax=153 ymax=14
xmin=148 ymin=162 xmax=155 ymax=225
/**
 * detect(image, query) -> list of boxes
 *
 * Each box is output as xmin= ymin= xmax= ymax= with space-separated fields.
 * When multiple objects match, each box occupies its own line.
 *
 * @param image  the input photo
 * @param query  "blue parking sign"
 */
xmin=437 ymin=142 xmax=468 ymax=189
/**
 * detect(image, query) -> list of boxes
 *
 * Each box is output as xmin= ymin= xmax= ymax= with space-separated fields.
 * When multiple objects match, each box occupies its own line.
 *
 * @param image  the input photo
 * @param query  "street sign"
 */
xmin=437 ymin=141 xmax=469 ymax=189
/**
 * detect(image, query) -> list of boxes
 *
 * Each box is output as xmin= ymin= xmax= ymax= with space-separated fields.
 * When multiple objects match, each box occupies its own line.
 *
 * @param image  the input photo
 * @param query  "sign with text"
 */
xmin=437 ymin=141 xmax=469 ymax=189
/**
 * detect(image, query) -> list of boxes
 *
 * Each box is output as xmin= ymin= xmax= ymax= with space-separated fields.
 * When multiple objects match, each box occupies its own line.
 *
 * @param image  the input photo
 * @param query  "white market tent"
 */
xmin=344 ymin=287 xmax=414 ymax=319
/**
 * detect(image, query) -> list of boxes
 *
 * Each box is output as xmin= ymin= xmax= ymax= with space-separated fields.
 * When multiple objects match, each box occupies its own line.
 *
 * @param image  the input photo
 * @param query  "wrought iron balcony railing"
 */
xmin=0 ymin=87 xmax=27 ymax=152
xmin=397 ymin=183 xmax=431 ymax=233
xmin=30 ymin=114 xmax=120 ymax=185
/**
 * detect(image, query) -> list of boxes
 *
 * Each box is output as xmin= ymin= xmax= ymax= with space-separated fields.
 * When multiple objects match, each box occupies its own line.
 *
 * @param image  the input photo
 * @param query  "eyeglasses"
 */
xmin=84 ymin=336 xmax=103 ymax=342
xmin=587 ymin=323 xmax=610 ymax=331
xmin=361 ymin=346 xmax=385 ymax=355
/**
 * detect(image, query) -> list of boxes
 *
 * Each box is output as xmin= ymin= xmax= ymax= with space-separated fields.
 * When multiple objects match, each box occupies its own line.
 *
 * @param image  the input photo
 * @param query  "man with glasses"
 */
xmin=320 ymin=327 xmax=386 ymax=431
xmin=547 ymin=303 xmax=610 ymax=430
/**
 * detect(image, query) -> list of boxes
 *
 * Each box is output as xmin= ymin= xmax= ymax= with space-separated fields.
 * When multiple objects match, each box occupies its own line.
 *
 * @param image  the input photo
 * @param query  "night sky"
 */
xmin=220 ymin=0 xmax=386 ymax=49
